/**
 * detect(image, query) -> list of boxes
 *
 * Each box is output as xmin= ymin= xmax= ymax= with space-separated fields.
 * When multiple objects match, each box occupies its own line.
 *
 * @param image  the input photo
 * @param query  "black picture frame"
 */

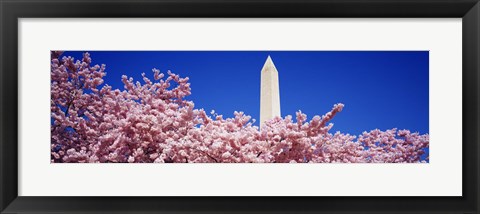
xmin=1 ymin=0 xmax=479 ymax=213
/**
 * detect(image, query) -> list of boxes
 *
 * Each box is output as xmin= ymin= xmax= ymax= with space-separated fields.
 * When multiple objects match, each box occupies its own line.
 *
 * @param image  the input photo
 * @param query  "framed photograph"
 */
xmin=1 ymin=0 xmax=479 ymax=213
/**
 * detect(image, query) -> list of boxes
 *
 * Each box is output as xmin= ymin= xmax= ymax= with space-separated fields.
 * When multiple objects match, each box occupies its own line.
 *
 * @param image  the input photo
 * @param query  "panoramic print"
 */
xmin=50 ymin=51 xmax=429 ymax=163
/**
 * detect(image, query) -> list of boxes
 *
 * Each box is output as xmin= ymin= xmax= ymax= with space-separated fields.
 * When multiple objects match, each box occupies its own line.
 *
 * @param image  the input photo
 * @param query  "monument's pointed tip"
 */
xmin=262 ymin=55 xmax=277 ymax=72
xmin=265 ymin=55 xmax=274 ymax=65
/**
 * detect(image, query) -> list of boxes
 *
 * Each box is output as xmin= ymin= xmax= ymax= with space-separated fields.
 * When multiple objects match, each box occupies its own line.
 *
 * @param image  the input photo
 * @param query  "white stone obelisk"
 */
xmin=260 ymin=55 xmax=281 ymax=127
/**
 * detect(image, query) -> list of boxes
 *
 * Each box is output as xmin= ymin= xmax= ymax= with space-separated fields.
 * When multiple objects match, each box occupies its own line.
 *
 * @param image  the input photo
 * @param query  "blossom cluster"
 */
xmin=51 ymin=52 xmax=429 ymax=163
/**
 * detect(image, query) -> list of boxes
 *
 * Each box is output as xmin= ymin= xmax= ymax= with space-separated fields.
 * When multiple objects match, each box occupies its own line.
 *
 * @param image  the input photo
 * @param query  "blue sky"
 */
xmin=61 ymin=51 xmax=429 ymax=136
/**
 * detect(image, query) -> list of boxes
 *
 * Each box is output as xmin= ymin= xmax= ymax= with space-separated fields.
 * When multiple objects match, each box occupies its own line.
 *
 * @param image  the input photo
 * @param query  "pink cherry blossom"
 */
xmin=51 ymin=52 xmax=429 ymax=163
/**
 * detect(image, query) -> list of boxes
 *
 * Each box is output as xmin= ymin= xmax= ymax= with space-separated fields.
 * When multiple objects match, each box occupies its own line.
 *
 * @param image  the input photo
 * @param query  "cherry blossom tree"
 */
xmin=51 ymin=52 xmax=429 ymax=163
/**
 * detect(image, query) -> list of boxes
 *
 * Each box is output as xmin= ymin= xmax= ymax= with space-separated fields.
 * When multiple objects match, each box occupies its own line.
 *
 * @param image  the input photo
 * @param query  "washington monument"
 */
xmin=260 ymin=55 xmax=281 ymax=126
